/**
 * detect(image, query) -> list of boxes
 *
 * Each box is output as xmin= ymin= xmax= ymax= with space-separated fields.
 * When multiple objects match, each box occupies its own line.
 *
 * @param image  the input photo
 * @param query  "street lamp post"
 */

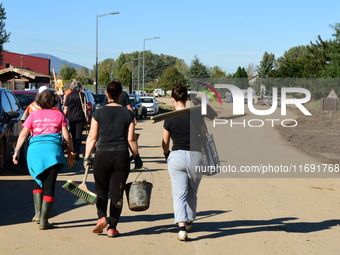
xmin=96 ymin=12 xmax=119 ymax=94
xmin=124 ymin=61 xmax=133 ymax=93
xmin=125 ymin=57 xmax=143 ymax=93
xmin=137 ymin=52 xmax=142 ymax=92
xmin=133 ymin=57 xmax=142 ymax=93
xmin=142 ymin=37 xmax=160 ymax=94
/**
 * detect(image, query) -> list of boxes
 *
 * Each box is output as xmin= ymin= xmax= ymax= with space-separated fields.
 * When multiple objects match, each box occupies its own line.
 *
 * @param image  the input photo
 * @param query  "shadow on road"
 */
xmin=0 ymin=169 xmax=96 ymax=227
xmin=120 ymin=211 xmax=340 ymax=241
xmin=189 ymin=217 xmax=340 ymax=241
xmin=1 ymin=178 xmax=340 ymax=241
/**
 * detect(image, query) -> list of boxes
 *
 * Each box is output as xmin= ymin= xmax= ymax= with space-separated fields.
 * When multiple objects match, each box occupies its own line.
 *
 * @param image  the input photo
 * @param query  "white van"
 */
xmin=153 ymin=89 xmax=165 ymax=97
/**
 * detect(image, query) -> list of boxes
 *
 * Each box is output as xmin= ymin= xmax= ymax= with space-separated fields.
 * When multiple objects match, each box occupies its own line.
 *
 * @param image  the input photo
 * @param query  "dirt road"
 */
xmin=1 ymin=98 xmax=340 ymax=255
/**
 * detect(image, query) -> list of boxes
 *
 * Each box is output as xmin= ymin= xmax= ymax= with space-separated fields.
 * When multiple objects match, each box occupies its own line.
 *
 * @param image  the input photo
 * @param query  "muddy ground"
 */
xmin=276 ymin=107 xmax=340 ymax=164
xmin=206 ymin=100 xmax=340 ymax=165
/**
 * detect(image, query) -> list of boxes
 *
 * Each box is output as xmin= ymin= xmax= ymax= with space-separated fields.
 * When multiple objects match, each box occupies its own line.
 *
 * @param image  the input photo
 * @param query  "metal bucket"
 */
xmin=125 ymin=168 xmax=153 ymax=211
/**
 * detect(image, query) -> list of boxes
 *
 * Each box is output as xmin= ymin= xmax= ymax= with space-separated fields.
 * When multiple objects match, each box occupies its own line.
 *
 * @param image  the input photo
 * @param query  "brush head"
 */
xmin=62 ymin=180 xmax=98 ymax=205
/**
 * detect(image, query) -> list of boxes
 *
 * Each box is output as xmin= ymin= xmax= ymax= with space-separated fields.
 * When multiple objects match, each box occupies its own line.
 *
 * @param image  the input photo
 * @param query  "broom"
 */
xmin=62 ymin=162 xmax=98 ymax=205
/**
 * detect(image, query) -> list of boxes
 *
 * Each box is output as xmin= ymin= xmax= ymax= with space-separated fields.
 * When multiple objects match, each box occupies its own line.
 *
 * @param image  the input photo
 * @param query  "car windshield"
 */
xmin=95 ymin=94 xmax=106 ymax=103
xmin=140 ymin=98 xmax=153 ymax=103
xmin=14 ymin=93 xmax=36 ymax=109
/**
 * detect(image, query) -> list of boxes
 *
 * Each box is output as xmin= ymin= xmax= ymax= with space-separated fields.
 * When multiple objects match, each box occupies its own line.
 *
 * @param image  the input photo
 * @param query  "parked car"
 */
xmin=140 ymin=97 xmax=159 ymax=115
xmin=94 ymin=93 xmax=106 ymax=107
xmin=128 ymin=94 xmax=147 ymax=118
xmin=11 ymin=90 xmax=38 ymax=110
xmin=82 ymin=89 xmax=101 ymax=119
xmin=263 ymin=96 xmax=281 ymax=106
xmin=0 ymin=88 xmax=24 ymax=173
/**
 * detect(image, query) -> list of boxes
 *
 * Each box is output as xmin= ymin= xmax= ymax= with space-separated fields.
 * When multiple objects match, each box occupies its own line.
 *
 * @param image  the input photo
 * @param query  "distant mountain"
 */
xmin=28 ymin=53 xmax=89 ymax=74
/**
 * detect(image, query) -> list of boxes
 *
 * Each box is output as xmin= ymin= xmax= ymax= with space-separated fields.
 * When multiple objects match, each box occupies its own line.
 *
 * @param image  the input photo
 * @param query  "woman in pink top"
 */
xmin=13 ymin=90 xmax=74 ymax=230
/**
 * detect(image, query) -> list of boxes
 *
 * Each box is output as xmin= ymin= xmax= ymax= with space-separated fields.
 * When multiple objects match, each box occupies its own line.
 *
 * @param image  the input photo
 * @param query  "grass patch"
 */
xmin=159 ymin=105 xmax=175 ymax=113
xmin=305 ymin=100 xmax=321 ymax=110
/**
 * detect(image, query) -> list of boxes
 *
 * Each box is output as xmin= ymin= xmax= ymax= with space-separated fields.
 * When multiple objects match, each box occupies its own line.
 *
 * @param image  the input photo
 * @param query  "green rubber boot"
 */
xmin=39 ymin=200 xmax=54 ymax=230
xmin=32 ymin=192 xmax=43 ymax=222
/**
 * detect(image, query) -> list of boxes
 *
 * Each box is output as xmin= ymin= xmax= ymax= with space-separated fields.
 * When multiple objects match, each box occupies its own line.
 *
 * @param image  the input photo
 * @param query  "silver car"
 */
xmin=140 ymin=97 xmax=159 ymax=115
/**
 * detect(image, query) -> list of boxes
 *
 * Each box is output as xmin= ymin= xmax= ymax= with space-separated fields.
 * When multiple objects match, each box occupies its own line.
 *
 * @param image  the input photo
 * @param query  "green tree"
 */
xmin=117 ymin=64 xmax=132 ymax=92
xmin=330 ymin=23 xmax=340 ymax=41
xmin=158 ymin=66 xmax=186 ymax=91
xmin=271 ymin=40 xmax=330 ymax=78
xmin=322 ymin=43 xmax=340 ymax=77
xmin=0 ymin=4 xmax=10 ymax=65
xmin=99 ymin=58 xmax=116 ymax=79
xmin=322 ymin=24 xmax=340 ymax=77
xmin=60 ymin=64 xmax=76 ymax=80
xmin=233 ymin=66 xmax=249 ymax=89
xmin=99 ymin=70 xmax=111 ymax=86
xmin=245 ymin=63 xmax=256 ymax=77
xmin=186 ymin=56 xmax=210 ymax=79
xmin=174 ymin=59 xmax=188 ymax=76
xmin=114 ymin=51 xmax=180 ymax=89
xmin=257 ymin=52 xmax=275 ymax=78
xmin=144 ymin=52 xmax=178 ymax=84
xmin=115 ymin=53 xmax=130 ymax=78
xmin=304 ymin=38 xmax=330 ymax=78
xmin=210 ymin=66 xmax=227 ymax=78
xmin=76 ymin=67 xmax=91 ymax=85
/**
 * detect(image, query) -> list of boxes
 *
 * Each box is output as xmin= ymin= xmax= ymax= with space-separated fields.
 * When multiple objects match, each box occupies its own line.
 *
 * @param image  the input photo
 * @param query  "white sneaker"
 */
xmin=178 ymin=230 xmax=187 ymax=241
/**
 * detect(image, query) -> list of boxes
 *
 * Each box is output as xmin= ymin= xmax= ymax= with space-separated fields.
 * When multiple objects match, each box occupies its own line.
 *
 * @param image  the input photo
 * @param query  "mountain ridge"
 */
xmin=28 ymin=53 xmax=90 ymax=74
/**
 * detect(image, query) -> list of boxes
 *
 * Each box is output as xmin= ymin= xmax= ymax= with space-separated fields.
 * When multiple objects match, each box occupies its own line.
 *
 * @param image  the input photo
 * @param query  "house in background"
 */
xmin=0 ymin=51 xmax=50 ymax=89
xmin=0 ymin=66 xmax=49 ymax=90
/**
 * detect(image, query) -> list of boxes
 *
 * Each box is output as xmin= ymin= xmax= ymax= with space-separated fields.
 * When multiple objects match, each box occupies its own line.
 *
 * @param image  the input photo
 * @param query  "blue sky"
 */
xmin=2 ymin=0 xmax=339 ymax=74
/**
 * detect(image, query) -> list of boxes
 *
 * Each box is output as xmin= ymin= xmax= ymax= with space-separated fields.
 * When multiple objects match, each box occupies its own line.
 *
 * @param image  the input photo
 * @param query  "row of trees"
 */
xmin=255 ymin=23 xmax=340 ymax=99
xmin=258 ymin=24 xmax=340 ymax=79
xmin=59 ymin=53 xmax=236 ymax=92
xmin=57 ymin=23 xmax=340 ymax=96
xmin=59 ymin=52 xmax=253 ymax=94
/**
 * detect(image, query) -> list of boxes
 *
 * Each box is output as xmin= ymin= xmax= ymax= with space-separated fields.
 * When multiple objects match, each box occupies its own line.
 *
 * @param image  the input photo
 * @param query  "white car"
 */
xmin=140 ymin=97 xmax=160 ymax=115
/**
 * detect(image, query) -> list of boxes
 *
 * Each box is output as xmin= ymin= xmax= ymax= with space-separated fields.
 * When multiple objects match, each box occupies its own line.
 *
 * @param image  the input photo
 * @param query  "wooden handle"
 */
xmin=82 ymin=164 xmax=90 ymax=185
xmin=150 ymin=106 xmax=201 ymax=123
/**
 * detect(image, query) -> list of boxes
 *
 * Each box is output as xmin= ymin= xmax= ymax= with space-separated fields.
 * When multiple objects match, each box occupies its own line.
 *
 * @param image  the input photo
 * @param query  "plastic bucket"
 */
xmin=125 ymin=180 xmax=153 ymax=211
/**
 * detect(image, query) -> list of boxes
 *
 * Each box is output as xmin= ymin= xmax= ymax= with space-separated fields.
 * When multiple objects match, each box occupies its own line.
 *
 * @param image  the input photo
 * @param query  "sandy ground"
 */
xmin=1 ymin=98 xmax=340 ymax=255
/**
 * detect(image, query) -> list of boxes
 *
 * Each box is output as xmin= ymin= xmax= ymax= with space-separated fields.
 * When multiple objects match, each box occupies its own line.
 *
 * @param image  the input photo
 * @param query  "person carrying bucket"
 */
xmin=162 ymin=83 xmax=206 ymax=241
xmin=84 ymin=78 xmax=142 ymax=238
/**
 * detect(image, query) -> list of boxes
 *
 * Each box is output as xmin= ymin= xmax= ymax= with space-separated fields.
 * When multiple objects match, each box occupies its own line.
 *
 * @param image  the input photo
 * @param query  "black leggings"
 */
xmin=93 ymin=150 xmax=130 ymax=229
xmin=69 ymin=120 xmax=85 ymax=155
xmin=33 ymin=164 xmax=61 ymax=198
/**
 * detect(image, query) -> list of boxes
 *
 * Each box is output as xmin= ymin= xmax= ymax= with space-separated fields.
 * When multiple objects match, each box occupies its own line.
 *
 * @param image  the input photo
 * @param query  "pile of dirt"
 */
xmin=276 ymin=108 xmax=340 ymax=164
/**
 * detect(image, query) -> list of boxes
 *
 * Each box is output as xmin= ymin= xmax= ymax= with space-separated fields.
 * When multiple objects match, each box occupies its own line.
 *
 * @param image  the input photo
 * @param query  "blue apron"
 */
xmin=27 ymin=133 xmax=67 ymax=187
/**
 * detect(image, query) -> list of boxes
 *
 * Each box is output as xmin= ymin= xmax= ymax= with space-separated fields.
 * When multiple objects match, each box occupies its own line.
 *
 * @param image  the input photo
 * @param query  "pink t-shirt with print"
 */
xmin=23 ymin=109 xmax=68 ymax=137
